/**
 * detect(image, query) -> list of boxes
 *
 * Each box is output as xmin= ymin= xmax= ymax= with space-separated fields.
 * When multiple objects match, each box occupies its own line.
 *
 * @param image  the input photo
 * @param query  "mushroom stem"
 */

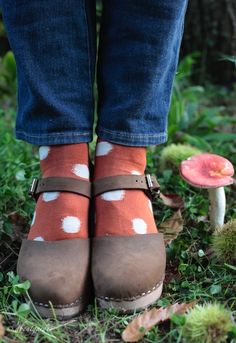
xmin=208 ymin=187 xmax=225 ymax=228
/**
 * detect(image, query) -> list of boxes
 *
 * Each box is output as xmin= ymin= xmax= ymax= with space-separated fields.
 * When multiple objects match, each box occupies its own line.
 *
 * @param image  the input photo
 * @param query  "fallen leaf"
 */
xmin=122 ymin=301 xmax=197 ymax=342
xmin=0 ymin=314 xmax=5 ymax=338
xmin=159 ymin=210 xmax=183 ymax=245
xmin=160 ymin=193 xmax=184 ymax=209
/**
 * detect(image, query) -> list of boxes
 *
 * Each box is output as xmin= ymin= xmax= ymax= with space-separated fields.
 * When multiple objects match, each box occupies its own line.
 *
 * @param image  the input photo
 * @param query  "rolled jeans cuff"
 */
xmin=15 ymin=130 xmax=93 ymax=146
xmin=96 ymin=127 xmax=168 ymax=147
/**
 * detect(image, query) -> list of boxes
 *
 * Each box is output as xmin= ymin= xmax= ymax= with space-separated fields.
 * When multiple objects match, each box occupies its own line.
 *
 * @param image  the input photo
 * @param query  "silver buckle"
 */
xmin=145 ymin=174 xmax=160 ymax=199
xmin=28 ymin=178 xmax=38 ymax=198
xmin=146 ymin=174 xmax=153 ymax=189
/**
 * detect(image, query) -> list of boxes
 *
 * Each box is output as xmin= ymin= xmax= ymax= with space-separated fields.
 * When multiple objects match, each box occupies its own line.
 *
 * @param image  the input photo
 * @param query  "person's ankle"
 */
xmin=93 ymin=139 xmax=157 ymax=237
xmin=28 ymin=143 xmax=90 ymax=241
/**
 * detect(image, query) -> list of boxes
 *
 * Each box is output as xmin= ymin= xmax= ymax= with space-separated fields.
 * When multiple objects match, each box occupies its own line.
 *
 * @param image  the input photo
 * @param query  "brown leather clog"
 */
xmin=92 ymin=174 xmax=166 ymax=312
xmin=17 ymin=176 xmax=92 ymax=319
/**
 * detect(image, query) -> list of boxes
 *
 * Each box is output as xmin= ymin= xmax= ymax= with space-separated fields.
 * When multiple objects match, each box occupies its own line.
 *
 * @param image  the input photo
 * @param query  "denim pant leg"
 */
xmin=1 ymin=0 xmax=96 ymax=145
xmin=96 ymin=0 xmax=188 ymax=146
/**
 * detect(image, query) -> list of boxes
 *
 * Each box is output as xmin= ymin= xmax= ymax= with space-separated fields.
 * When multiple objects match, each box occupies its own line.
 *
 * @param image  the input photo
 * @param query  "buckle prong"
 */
xmin=146 ymin=174 xmax=153 ymax=189
xmin=146 ymin=174 xmax=160 ymax=199
xmin=28 ymin=178 xmax=38 ymax=198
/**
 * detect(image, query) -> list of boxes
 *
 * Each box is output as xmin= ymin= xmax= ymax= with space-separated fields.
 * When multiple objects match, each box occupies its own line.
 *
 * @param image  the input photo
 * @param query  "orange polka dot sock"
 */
xmin=94 ymin=139 xmax=158 ymax=236
xmin=28 ymin=144 xmax=90 ymax=241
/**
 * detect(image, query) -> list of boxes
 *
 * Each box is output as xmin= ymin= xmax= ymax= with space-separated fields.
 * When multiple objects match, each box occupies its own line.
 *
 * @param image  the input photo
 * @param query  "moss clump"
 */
xmin=182 ymin=303 xmax=233 ymax=343
xmin=212 ymin=219 xmax=236 ymax=263
xmin=159 ymin=144 xmax=202 ymax=171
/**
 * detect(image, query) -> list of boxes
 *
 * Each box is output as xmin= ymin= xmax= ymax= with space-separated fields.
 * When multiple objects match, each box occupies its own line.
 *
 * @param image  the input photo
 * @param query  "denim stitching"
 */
xmin=97 ymin=127 xmax=167 ymax=139
xmin=16 ymin=131 xmax=92 ymax=138
xmin=96 ymin=128 xmax=167 ymax=146
xmin=15 ymin=131 xmax=93 ymax=145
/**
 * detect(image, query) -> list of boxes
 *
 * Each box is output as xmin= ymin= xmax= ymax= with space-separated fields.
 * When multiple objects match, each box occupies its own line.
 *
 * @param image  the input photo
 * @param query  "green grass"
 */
xmin=0 ymin=63 xmax=236 ymax=342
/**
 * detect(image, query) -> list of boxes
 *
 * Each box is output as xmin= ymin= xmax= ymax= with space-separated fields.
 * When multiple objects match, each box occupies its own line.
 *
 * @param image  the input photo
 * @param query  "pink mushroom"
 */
xmin=179 ymin=153 xmax=234 ymax=228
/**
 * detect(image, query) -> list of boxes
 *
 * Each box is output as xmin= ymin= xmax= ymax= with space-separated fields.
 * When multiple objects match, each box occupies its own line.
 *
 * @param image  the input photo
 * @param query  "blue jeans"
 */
xmin=1 ymin=0 xmax=187 ymax=146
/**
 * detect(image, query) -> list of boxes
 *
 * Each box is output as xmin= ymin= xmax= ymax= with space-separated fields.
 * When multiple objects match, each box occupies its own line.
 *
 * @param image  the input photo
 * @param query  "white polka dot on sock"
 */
xmin=39 ymin=146 xmax=50 ymax=160
xmin=31 ymin=211 xmax=36 ymax=226
xmin=101 ymin=190 xmax=125 ymax=201
xmin=96 ymin=142 xmax=113 ymax=156
xmin=42 ymin=192 xmax=60 ymax=202
xmin=148 ymin=199 xmax=153 ymax=214
xmin=33 ymin=236 xmax=45 ymax=241
xmin=61 ymin=216 xmax=81 ymax=233
xmin=131 ymin=170 xmax=142 ymax=175
xmin=132 ymin=218 xmax=147 ymax=234
xmin=72 ymin=164 xmax=89 ymax=179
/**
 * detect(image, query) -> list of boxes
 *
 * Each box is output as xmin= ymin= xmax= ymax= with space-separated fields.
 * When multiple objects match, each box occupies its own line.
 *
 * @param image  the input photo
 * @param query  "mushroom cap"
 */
xmin=179 ymin=153 xmax=234 ymax=188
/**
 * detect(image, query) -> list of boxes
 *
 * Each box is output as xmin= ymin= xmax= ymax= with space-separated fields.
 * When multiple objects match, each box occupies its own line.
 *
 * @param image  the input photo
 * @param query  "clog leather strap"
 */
xmin=28 ymin=177 xmax=91 ymax=200
xmin=93 ymin=174 xmax=160 ymax=199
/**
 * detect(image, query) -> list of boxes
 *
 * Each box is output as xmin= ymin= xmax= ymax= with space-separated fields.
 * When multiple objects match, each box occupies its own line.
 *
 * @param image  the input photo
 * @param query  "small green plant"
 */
xmin=168 ymin=54 xmax=236 ymax=150
xmin=0 ymin=50 xmax=17 ymax=97
xmin=182 ymin=303 xmax=234 ymax=343
xmin=159 ymin=143 xmax=201 ymax=171
xmin=212 ymin=219 xmax=236 ymax=263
